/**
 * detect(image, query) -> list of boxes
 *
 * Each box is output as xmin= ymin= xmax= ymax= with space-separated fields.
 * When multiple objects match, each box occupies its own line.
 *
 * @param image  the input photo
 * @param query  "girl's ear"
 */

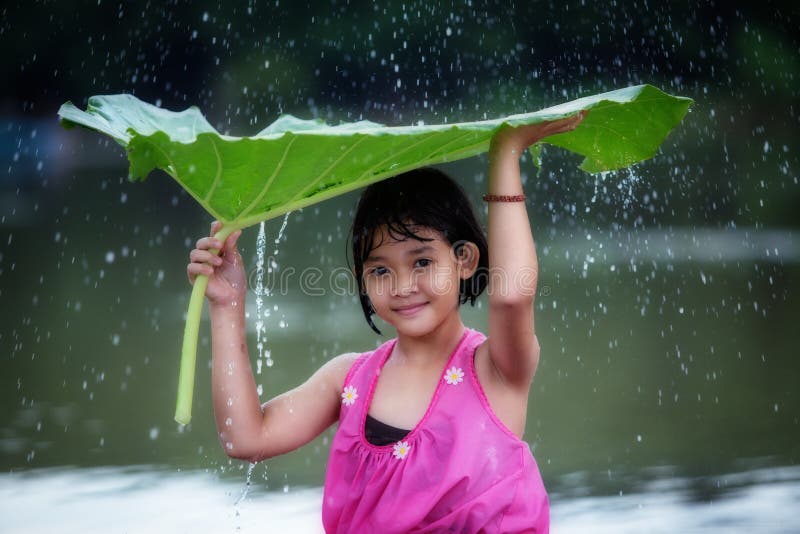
xmin=453 ymin=241 xmax=480 ymax=279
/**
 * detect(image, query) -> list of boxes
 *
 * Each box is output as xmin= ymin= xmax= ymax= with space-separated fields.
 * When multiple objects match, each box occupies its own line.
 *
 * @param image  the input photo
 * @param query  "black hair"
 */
xmin=349 ymin=167 xmax=489 ymax=335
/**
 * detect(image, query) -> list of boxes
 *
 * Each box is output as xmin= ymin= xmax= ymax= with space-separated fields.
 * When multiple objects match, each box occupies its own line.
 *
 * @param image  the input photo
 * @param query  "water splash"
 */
xmin=274 ymin=212 xmax=291 ymax=256
xmin=589 ymin=168 xmax=640 ymax=209
xmin=233 ymin=462 xmax=258 ymax=532
xmin=254 ymin=212 xmax=291 ymax=374
xmin=234 ymin=462 xmax=257 ymax=506
xmin=591 ymin=171 xmax=612 ymax=204
xmin=617 ymin=167 xmax=642 ymax=209
xmin=254 ymin=221 xmax=267 ymax=374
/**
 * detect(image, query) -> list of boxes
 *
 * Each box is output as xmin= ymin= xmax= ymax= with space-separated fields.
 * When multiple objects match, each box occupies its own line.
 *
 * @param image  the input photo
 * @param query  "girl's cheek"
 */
xmin=365 ymin=278 xmax=385 ymax=298
xmin=431 ymin=270 xmax=456 ymax=295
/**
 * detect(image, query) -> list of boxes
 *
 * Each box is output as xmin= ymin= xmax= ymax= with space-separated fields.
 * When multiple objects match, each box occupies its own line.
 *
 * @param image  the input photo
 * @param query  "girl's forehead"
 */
xmin=367 ymin=225 xmax=449 ymax=254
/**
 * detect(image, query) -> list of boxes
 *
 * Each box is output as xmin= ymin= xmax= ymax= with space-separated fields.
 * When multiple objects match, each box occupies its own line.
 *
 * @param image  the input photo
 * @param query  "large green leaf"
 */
xmin=59 ymin=85 xmax=692 ymax=228
xmin=57 ymin=85 xmax=692 ymax=424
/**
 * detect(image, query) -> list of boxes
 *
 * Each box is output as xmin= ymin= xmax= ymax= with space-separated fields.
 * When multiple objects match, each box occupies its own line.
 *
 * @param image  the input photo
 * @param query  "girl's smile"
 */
xmin=392 ymin=302 xmax=429 ymax=316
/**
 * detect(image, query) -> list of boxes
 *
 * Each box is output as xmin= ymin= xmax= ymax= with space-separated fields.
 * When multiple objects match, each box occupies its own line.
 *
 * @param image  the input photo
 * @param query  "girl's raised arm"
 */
xmin=486 ymin=113 xmax=586 ymax=389
xmin=188 ymin=222 xmax=356 ymax=462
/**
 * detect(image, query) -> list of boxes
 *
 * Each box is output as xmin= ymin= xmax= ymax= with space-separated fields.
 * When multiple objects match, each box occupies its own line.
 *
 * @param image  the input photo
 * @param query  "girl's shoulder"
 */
xmin=328 ymin=336 xmax=399 ymax=390
xmin=323 ymin=351 xmax=363 ymax=392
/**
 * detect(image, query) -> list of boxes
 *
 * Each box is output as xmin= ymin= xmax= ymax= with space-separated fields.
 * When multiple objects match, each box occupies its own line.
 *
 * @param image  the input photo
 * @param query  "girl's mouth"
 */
xmin=392 ymin=302 xmax=428 ymax=316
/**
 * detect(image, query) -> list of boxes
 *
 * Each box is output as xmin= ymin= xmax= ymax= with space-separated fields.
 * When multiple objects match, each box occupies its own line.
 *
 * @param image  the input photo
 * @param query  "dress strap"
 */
xmin=452 ymin=328 xmax=486 ymax=366
xmin=342 ymin=351 xmax=370 ymax=389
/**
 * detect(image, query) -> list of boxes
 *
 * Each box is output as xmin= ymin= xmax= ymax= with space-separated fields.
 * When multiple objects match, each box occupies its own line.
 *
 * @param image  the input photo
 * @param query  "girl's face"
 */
xmin=362 ymin=225 xmax=478 ymax=338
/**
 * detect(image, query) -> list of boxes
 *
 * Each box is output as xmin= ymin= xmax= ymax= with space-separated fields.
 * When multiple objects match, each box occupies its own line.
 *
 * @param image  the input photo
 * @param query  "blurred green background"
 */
xmin=1 ymin=0 xmax=798 ymax=508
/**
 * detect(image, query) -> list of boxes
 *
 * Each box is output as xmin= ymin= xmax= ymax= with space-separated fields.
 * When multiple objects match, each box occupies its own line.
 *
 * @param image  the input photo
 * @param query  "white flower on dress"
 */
xmin=392 ymin=440 xmax=411 ymax=460
xmin=443 ymin=366 xmax=465 ymax=385
xmin=341 ymin=385 xmax=358 ymax=406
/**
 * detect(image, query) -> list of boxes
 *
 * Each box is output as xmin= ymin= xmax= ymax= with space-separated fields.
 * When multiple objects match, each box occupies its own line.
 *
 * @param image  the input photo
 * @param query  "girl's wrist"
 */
xmin=209 ymin=295 xmax=246 ymax=313
xmin=489 ymin=140 xmax=526 ymax=167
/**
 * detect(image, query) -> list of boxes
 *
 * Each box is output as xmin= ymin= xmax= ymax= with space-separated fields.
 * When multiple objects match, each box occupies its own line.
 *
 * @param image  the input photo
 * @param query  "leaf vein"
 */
xmin=289 ymin=135 xmax=370 ymax=203
xmin=355 ymin=130 xmax=476 ymax=184
xmin=237 ymin=136 xmax=298 ymax=219
xmin=203 ymin=136 xmax=223 ymax=203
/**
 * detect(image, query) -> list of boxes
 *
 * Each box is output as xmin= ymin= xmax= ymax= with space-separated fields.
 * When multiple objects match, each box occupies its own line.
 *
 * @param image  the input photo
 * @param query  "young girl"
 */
xmin=187 ymin=114 xmax=585 ymax=533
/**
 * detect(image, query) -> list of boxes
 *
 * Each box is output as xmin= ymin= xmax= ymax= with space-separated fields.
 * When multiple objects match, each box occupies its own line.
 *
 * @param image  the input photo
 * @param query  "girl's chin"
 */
xmin=382 ymin=315 xmax=430 ymax=335
xmin=390 ymin=315 xmax=456 ymax=338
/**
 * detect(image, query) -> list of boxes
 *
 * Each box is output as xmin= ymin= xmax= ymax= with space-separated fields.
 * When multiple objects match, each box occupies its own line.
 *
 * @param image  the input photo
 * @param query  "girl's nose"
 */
xmin=391 ymin=270 xmax=417 ymax=296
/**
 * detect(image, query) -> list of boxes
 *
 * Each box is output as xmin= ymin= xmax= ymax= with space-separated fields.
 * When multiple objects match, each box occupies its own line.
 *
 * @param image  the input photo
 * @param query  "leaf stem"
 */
xmin=175 ymin=223 xmax=237 ymax=425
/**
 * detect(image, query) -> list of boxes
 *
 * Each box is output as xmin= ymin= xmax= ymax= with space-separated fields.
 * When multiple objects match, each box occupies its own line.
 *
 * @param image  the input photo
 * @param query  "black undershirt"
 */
xmin=364 ymin=414 xmax=410 ymax=446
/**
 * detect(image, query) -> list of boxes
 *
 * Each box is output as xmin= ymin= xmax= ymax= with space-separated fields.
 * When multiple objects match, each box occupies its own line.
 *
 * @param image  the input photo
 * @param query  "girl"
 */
xmin=187 ymin=113 xmax=585 ymax=533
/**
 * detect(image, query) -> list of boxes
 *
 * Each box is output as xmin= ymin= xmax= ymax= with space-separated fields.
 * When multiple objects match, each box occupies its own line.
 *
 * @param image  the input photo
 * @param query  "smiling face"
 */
xmin=361 ymin=225 xmax=478 ymax=338
xmin=350 ymin=168 xmax=489 ymax=334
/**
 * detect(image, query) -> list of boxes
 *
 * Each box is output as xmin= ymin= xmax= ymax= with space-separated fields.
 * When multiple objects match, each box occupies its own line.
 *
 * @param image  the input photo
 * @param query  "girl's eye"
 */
xmin=414 ymin=258 xmax=432 ymax=268
xmin=370 ymin=266 xmax=389 ymax=276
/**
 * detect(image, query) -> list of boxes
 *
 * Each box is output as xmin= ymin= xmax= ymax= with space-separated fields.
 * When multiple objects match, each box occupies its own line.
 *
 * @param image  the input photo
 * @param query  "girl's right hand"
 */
xmin=187 ymin=221 xmax=245 ymax=307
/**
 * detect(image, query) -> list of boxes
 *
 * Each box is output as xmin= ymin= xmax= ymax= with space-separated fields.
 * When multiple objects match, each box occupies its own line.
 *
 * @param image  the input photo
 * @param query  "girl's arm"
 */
xmin=188 ymin=222 xmax=355 ymax=462
xmin=486 ymin=113 xmax=586 ymax=389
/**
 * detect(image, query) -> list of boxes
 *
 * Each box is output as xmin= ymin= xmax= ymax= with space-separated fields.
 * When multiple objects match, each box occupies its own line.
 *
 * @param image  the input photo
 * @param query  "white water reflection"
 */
xmin=541 ymin=227 xmax=799 ymax=266
xmin=0 ymin=466 xmax=323 ymax=533
xmin=553 ymin=465 xmax=800 ymax=533
xmin=1 ymin=464 xmax=798 ymax=533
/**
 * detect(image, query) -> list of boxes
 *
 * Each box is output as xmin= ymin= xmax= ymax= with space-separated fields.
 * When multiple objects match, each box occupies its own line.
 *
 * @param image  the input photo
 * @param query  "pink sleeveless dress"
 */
xmin=322 ymin=328 xmax=549 ymax=533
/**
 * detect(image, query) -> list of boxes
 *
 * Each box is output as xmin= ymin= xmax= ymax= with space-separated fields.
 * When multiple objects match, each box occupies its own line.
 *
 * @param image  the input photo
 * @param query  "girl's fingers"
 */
xmin=188 ymin=223 xmax=241 ymax=288
xmin=196 ymin=236 xmax=223 ymax=250
xmin=225 ymin=229 xmax=243 ymax=251
xmin=190 ymin=249 xmax=223 ymax=265
xmin=540 ymin=111 xmax=587 ymax=136
xmin=560 ymin=111 xmax=587 ymax=130
xmin=187 ymin=263 xmax=214 ymax=283
xmin=543 ymin=116 xmax=582 ymax=135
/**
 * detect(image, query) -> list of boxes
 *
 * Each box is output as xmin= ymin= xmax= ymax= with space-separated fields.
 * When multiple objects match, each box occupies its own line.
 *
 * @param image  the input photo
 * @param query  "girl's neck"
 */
xmin=392 ymin=313 xmax=466 ymax=368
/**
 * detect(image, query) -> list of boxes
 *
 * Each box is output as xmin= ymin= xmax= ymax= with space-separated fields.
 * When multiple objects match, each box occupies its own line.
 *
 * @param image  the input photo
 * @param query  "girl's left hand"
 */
xmin=490 ymin=110 xmax=588 ymax=155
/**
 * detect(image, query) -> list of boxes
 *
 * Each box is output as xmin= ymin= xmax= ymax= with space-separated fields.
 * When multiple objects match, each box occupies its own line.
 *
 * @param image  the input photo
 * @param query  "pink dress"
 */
xmin=322 ymin=328 xmax=549 ymax=533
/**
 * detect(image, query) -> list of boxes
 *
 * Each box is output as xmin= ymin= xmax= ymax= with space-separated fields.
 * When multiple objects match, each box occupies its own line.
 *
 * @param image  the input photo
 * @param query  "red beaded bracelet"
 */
xmin=482 ymin=194 xmax=526 ymax=202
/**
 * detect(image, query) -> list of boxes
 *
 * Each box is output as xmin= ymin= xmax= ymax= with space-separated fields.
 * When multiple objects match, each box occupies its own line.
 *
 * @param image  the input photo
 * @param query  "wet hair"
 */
xmin=349 ymin=167 xmax=489 ymax=334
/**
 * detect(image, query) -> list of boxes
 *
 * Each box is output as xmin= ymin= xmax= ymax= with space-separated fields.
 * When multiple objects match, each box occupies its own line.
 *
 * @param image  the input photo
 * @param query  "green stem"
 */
xmin=174 ymin=224 xmax=237 ymax=425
